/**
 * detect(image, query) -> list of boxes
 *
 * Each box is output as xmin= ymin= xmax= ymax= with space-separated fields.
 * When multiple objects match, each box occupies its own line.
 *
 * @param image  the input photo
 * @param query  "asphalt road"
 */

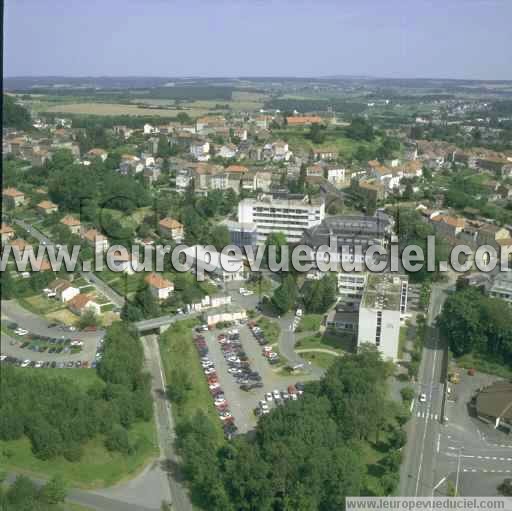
xmin=399 ymin=282 xmax=449 ymax=496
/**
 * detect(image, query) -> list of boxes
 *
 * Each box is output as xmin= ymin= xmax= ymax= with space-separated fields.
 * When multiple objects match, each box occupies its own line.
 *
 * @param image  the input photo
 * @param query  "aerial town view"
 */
xmin=1 ymin=1 xmax=512 ymax=510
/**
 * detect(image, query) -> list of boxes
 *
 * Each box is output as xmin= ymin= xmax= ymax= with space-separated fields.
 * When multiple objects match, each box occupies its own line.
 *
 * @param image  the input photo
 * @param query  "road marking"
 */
xmin=437 ymin=433 xmax=441 ymax=453
xmin=433 ymin=476 xmax=447 ymax=491
xmin=410 ymin=399 xmax=415 ymax=413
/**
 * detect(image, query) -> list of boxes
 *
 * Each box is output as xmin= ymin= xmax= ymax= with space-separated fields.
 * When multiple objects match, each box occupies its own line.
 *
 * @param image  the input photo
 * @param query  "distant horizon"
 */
xmin=4 ymin=74 xmax=512 ymax=83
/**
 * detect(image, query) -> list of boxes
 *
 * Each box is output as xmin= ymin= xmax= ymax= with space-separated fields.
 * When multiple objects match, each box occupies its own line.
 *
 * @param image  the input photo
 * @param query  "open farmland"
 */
xmin=44 ymin=102 xmax=201 ymax=117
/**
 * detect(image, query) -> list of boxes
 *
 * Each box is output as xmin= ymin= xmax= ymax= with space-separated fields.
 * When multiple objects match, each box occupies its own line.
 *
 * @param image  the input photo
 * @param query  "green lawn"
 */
xmin=301 ymin=351 xmax=338 ymax=369
xmin=295 ymin=314 xmax=322 ymax=333
xmin=296 ymin=331 xmax=355 ymax=353
xmin=0 ymin=368 xmax=159 ymax=489
xmin=398 ymin=327 xmax=407 ymax=359
xmin=271 ymin=127 xmax=380 ymax=159
xmin=159 ymin=320 xmax=223 ymax=438
xmin=17 ymin=295 xmax=66 ymax=316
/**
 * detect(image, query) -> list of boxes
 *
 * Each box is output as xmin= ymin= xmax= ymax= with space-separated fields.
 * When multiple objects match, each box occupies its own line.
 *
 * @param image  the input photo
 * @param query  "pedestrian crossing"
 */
xmin=416 ymin=410 xmax=439 ymax=420
xmin=464 ymin=468 xmax=512 ymax=474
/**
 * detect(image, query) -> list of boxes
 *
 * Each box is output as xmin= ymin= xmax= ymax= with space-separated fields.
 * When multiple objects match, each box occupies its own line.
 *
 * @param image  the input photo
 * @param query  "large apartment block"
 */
xmin=237 ymin=194 xmax=325 ymax=244
xmin=357 ymin=273 xmax=408 ymax=361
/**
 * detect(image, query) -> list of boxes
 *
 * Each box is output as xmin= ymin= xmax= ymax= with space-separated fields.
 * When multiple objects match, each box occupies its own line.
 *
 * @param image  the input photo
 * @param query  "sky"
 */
xmin=4 ymin=0 xmax=512 ymax=80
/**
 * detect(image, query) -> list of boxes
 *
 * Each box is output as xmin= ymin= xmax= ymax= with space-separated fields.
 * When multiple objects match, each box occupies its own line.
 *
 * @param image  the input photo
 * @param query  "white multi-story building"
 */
xmin=238 ymin=194 xmax=325 ymax=244
xmin=338 ymin=271 xmax=367 ymax=301
xmin=357 ymin=274 xmax=408 ymax=361
xmin=190 ymin=141 xmax=210 ymax=161
xmin=489 ymin=271 xmax=512 ymax=304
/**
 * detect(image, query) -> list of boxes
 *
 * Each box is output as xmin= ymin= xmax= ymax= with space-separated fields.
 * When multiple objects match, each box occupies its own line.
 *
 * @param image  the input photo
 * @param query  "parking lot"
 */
xmin=197 ymin=322 xmax=307 ymax=435
xmin=1 ymin=322 xmax=103 ymax=369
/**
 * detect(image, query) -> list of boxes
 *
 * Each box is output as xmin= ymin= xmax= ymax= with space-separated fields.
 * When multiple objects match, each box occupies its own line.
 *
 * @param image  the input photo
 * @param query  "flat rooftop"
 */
xmin=361 ymin=273 xmax=405 ymax=310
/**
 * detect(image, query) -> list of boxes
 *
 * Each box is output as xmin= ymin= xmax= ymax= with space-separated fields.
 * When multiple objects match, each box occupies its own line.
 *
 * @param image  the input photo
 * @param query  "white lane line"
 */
xmin=433 ymin=476 xmax=447 ymax=492
xmin=410 ymin=398 xmax=415 ymax=413
xmin=437 ymin=433 xmax=440 ymax=453
xmin=417 ymin=411 xmax=421 ymax=418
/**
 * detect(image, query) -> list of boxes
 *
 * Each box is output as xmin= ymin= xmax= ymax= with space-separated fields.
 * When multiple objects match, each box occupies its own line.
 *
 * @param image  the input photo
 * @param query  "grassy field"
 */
xmin=18 ymin=295 xmax=66 ymax=316
xmin=295 ymin=314 xmax=322 ymax=333
xmin=0 ymin=420 xmax=158 ymax=489
xmin=0 ymin=368 xmax=158 ymax=489
xmin=301 ymin=351 xmax=337 ymax=369
xmin=271 ymin=127 xmax=380 ymax=160
xmin=159 ymin=320 xmax=223 ymax=438
xmin=43 ymin=102 xmax=189 ymax=117
xmin=295 ymin=330 xmax=355 ymax=353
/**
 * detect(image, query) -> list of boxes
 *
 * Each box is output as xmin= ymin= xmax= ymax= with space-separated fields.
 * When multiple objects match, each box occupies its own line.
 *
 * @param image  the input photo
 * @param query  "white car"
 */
xmin=204 ymin=368 xmax=216 ymax=375
xmin=265 ymin=392 xmax=273 ymax=402
xmin=0 ymin=355 xmax=7 ymax=362
xmin=21 ymin=360 xmax=31 ymax=367
xmin=35 ymin=361 xmax=44 ymax=368
xmin=15 ymin=328 xmax=29 ymax=336
xmin=209 ymin=383 xmax=221 ymax=390
xmin=273 ymin=389 xmax=281 ymax=399
xmin=214 ymin=398 xmax=227 ymax=406
xmin=419 ymin=393 xmax=427 ymax=403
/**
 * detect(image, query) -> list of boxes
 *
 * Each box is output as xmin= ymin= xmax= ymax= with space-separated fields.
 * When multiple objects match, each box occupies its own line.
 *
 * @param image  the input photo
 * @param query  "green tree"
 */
xmin=41 ymin=475 xmax=67 ymax=505
xmin=272 ymin=274 xmax=298 ymax=314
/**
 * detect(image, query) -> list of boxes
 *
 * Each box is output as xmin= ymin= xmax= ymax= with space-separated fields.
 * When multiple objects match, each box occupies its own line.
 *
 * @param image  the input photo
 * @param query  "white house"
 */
xmin=49 ymin=278 xmax=80 ymax=303
xmin=82 ymin=229 xmax=109 ymax=253
xmin=190 ymin=141 xmax=210 ymax=161
xmin=217 ymin=144 xmax=237 ymax=159
xmin=145 ymin=273 xmax=174 ymax=300
xmin=327 ymin=166 xmax=346 ymax=186
xmin=203 ymin=304 xmax=247 ymax=326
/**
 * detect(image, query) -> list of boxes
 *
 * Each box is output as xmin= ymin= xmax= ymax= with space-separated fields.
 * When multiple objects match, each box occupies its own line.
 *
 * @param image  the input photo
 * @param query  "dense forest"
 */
xmin=438 ymin=287 xmax=512 ymax=367
xmin=3 ymin=94 xmax=31 ymax=130
xmin=171 ymin=347 xmax=408 ymax=509
xmin=0 ymin=322 xmax=152 ymax=461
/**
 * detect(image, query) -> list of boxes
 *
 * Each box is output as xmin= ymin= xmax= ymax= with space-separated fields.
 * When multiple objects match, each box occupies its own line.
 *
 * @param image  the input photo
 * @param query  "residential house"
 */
xmin=143 ymin=124 xmax=159 ymax=135
xmin=68 ymin=294 xmax=101 ymax=316
xmin=312 ymin=148 xmax=337 ymax=161
xmin=31 ymin=149 xmax=51 ymax=167
xmin=60 ymin=215 xmax=81 ymax=235
xmin=0 ymin=223 xmax=15 ymax=244
xmin=190 ymin=140 xmax=210 ymax=161
xmin=431 ymin=215 xmax=465 ymax=243
xmin=120 ymin=154 xmax=144 ymax=175
xmin=286 ymin=115 xmax=323 ymax=127
xmin=176 ymin=166 xmax=194 ymax=193
xmin=37 ymin=200 xmax=59 ymax=216
xmin=242 ymin=170 xmax=272 ymax=193
xmin=145 ymin=273 xmax=174 ymax=300
xmin=143 ymin=166 xmax=161 ymax=186
xmin=327 ymin=166 xmax=346 ymax=187
xmin=49 ymin=278 xmax=80 ymax=303
xmin=86 ymin=148 xmax=108 ymax=162
xmin=306 ymin=164 xmax=324 ymax=178
xmin=272 ymin=140 xmax=292 ymax=161
xmin=232 ymin=127 xmax=247 ymax=141
xmin=2 ymin=188 xmax=25 ymax=209
xmin=217 ymin=144 xmax=237 ymax=159
xmin=477 ymin=223 xmax=511 ymax=249
xmin=82 ymin=229 xmax=109 ymax=252
xmin=159 ymin=217 xmax=184 ymax=242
